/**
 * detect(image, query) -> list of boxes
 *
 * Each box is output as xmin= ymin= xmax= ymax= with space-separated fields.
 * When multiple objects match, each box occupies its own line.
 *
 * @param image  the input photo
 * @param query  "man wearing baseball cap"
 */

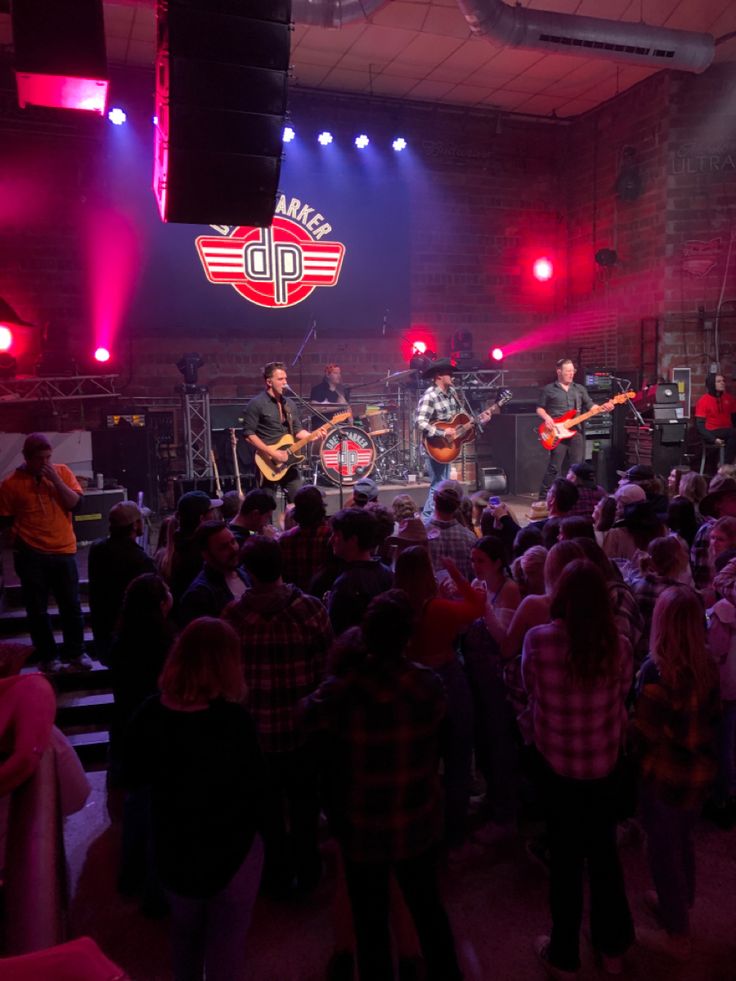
xmin=350 ymin=477 xmax=379 ymax=507
xmin=170 ymin=490 xmax=223 ymax=602
xmin=88 ymin=501 xmax=155 ymax=665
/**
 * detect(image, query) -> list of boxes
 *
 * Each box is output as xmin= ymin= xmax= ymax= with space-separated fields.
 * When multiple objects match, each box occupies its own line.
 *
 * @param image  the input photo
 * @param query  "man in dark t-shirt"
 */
xmin=242 ymin=361 xmax=327 ymax=503
xmin=536 ymin=357 xmax=613 ymax=498
xmin=309 ymin=363 xmax=349 ymax=405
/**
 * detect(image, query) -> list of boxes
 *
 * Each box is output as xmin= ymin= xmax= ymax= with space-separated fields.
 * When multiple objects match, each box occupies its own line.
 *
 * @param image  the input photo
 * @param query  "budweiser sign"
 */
xmin=195 ymin=196 xmax=346 ymax=308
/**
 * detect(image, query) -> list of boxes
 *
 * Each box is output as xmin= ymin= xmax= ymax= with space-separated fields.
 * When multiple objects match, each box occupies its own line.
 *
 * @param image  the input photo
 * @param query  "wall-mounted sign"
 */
xmin=681 ymin=238 xmax=722 ymax=278
xmin=195 ymin=195 xmax=346 ymax=308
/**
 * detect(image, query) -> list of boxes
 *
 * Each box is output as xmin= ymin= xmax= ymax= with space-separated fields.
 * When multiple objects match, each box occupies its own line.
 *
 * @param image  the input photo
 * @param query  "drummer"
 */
xmin=310 ymin=363 xmax=349 ymax=405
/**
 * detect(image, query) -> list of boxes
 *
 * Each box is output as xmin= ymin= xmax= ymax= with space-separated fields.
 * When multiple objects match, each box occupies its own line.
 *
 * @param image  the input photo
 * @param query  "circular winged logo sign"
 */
xmin=195 ymin=213 xmax=346 ymax=309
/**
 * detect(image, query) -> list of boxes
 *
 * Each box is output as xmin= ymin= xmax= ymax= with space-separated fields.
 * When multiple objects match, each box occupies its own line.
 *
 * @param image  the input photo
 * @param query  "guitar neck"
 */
xmin=565 ymin=405 xmax=604 ymax=429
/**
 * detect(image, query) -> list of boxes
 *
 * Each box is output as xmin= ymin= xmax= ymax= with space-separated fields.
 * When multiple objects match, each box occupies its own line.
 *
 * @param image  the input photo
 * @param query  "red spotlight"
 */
xmin=0 ymin=325 xmax=13 ymax=352
xmin=411 ymin=340 xmax=427 ymax=355
xmin=533 ymin=257 xmax=554 ymax=282
xmin=490 ymin=347 xmax=504 ymax=362
xmin=94 ymin=346 xmax=110 ymax=363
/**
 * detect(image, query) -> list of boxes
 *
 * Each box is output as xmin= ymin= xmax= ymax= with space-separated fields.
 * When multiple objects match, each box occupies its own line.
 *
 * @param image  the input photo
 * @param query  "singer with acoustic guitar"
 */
xmin=242 ymin=362 xmax=329 ymax=503
xmin=416 ymin=359 xmax=500 ymax=519
xmin=536 ymin=358 xmax=615 ymax=499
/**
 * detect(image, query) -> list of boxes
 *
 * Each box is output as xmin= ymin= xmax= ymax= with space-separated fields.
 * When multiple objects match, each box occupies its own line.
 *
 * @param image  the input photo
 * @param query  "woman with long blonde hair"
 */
xmin=633 ymin=586 xmax=720 ymax=961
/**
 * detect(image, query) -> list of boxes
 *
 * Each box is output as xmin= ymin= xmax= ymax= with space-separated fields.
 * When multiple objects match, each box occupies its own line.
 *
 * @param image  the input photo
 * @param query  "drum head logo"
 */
xmin=321 ymin=426 xmax=375 ymax=485
xmin=195 ymin=197 xmax=346 ymax=309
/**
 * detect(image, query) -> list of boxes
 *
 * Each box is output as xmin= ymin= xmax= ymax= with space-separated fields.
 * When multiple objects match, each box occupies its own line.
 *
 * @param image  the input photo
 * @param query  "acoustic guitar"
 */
xmin=538 ymin=391 xmax=635 ymax=451
xmin=255 ymin=411 xmax=351 ymax=481
xmin=424 ymin=389 xmax=513 ymax=464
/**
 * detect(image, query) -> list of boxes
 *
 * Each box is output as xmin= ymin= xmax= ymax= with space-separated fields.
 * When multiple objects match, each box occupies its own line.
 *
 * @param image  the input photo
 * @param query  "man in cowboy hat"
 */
xmin=415 ymin=358 xmax=495 ymax=519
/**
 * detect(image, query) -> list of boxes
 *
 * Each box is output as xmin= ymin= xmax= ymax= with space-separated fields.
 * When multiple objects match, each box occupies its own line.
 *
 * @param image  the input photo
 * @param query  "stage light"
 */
xmin=153 ymin=114 xmax=158 ymax=125
xmin=107 ymin=107 xmax=127 ymax=125
xmin=355 ymin=134 xmax=370 ymax=149
xmin=392 ymin=137 xmax=407 ymax=152
xmin=177 ymin=352 xmax=203 ymax=390
xmin=490 ymin=347 xmax=504 ymax=362
xmin=0 ymin=326 xmax=12 ymax=352
xmin=318 ymin=131 xmax=333 ymax=146
xmin=411 ymin=340 xmax=427 ymax=355
xmin=283 ymin=126 xmax=295 ymax=143
xmin=94 ymin=346 xmax=110 ymax=363
xmin=533 ymin=257 xmax=554 ymax=282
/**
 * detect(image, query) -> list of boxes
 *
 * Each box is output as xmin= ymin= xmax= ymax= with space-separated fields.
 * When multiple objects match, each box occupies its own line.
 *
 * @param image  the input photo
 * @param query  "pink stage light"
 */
xmin=412 ymin=340 xmax=427 ymax=354
xmin=15 ymin=74 xmax=108 ymax=114
xmin=533 ymin=257 xmax=554 ymax=282
xmin=85 ymin=209 xmax=140 ymax=364
xmin=490 ymin=347 xmax=504 ymax=362
xmin=0 ymin=326 xmax=13 ymax=352
xmin=94 ymin=346 xmax=110 ymax=363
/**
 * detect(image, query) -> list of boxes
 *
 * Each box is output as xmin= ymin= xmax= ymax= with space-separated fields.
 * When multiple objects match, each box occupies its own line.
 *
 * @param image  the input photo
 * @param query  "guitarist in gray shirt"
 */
xmin=243 ymin=362 xmax=327 ymax=503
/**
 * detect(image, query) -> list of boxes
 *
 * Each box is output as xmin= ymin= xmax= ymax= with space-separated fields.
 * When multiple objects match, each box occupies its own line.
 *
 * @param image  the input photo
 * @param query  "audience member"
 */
xmin=219 ymin=489 xmax=242 ymax=522
xmin=386 ymin=516 xmax=432 ymax=564
xmin=426 ymin=480 xmax=478 ymax=580
xmin=678 ymin=471 xmax=708 ymax=520
xmin=694 ymin=371 xmax=736 ymax=463
xmin=278 ymin=485 xmax=332 ymax=591
xmin=470 ymin=489 xmax=491 ymax=536
xmin=178 ymin=522 xmax=249 ymax=626
xmin=170 ymin=491 xmax=223 ymax=602
xmin=632 ymin=587 xmax=719 ymax=961
xmin=533 ymin=478 xmax=579 ymax=532
xmin=666 ymin=496 xmax=699 ymax=548
xmin=705 ymin=550 xmax=736 ymax=829
xmin=363 ymin=501 xmax=395 ymax=565
xmin=348 ymin=477 xmax=379 ymax=508
xmin=0 ymin=672 xmax=56 ymax=796
xmin=558 ymin=516 xmax=595 ymax=541
xmin=667 ymin=466 xmax=692 ymax=498
xmin=691 ymin=475 xmax=736 ymax=588
xmin=153 ymin=515 xmax=177 ymax=583
xmin=630 ymin=537 xmax=689 ymax=665
xmin=523 ymin=561 xmax=634 ymax=976
xmin=0 ymin=433 xmax=88 ymax=672
xmin=302 ymin=591 xmax=462 ymax=981
xmin=516 ymin=544 xmax=548 ymax=597
xmin=124 ymin=618 xmax=267 ymax=981
xmin=224 ymin=538 xmax=332 ymax=896
xmin=88 ymin=501 xmax=155 ymax=664
xmin=327 ymin=509 xmax=393 ymax=635
xmin=511 ymin=524 xmax=543 ymax=558
xmin=566 ymin=462 xmax=606 ymax=519
xmin=593 ymin=495 xmax=617 ymax=546
xmin=573 ymin=538 xmax=644 ymax=653
xmin=391 ymin=493 xmax=418 ymax=526
xmin=228 ymin=488 xmax=276 ymax=547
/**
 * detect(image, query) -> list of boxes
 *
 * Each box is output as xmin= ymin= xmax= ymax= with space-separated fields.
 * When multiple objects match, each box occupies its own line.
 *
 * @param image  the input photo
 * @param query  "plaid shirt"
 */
xmin=630 ymin=573 xmax=681 ymax=664
xmin=223 ymin=584 xmax=332 ymax=754
xmin=415 ymin=384 xmax=463 ymax=438
xmin=568 ymin=484 xmax=606 ymax=519
xmin=279 ymin=521 xmax=332 ymax=592
xmin=302 ymin=657 xmax=446 ymax=862
xmin=690 ymin=517 xmax=714 ymax=588
xmin=427 ymin=519 xmax=477 ymax=580
xmin=522 ymin=620 xmax=632 ymax=780
xmin=608 ymin=579 xmax=644 ymax=653
xmin=632 ymin=656 xmax=719 ymax=809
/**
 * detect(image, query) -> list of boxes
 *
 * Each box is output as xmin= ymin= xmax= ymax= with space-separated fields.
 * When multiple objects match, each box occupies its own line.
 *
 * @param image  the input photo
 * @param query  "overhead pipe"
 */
xmin=292 ymin=0 xmax=391 ymax=28
xmin=456 ymin=0 xmax=714 ymax=73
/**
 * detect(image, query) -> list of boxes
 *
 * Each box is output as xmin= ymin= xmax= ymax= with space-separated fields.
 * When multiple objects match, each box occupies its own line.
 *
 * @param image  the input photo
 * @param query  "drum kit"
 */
xmin=306 ymin=368 xmax=426 ymax=487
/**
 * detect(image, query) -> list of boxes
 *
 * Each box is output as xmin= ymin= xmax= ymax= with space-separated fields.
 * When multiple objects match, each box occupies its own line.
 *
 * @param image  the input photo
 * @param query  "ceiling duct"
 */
xmin=292 ymin=0 xmax=391 ymax=28
xmin=456 ymin=0 xmax=714 ymax=73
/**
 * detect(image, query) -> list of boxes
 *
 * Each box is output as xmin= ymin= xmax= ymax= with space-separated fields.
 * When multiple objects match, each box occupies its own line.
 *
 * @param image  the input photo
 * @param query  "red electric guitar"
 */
xmin=538 ymin=391 xmax=635 ymax=451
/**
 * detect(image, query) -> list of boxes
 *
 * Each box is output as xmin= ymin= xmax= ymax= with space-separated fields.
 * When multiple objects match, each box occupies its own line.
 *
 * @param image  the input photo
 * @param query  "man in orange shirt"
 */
xmin=0 ymin=433 xmax=90 ymax=672
xmin=695 ymin=372 xmax=736 ymax=463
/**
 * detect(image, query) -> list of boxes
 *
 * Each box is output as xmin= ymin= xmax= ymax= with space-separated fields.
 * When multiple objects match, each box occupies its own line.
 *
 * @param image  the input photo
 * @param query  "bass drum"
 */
xmin=319 ymin=425 xmax=376 ymax=486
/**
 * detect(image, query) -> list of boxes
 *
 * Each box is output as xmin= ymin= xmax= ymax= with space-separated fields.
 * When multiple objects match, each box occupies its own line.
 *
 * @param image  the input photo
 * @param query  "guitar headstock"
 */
xmin=496 ymin=388 xmax=513 ymax=407
xmin=612 ymin=392 xmax=636 ymax=404
xmin=330 ymin=411 xmax=351 ymax=427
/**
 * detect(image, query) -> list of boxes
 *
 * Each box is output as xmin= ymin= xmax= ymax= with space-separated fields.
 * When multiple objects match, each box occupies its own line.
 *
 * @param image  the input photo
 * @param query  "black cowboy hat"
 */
xmin=421 ymin=358 xmax=457 ymax=380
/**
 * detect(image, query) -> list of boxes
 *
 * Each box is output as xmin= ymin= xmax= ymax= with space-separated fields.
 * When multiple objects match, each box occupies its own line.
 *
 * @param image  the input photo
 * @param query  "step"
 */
xmin=56 ymin=690 xmax=114 ymax=727
xmin=66 ymin=729 xmax=110 ymax=770
xmin=0 ymin=604 xmax=91 ymax=635
xmin=22 ymin=661 xmax=112 ymax=692
xmin=1 ymin=579 xmax=91 ymax=609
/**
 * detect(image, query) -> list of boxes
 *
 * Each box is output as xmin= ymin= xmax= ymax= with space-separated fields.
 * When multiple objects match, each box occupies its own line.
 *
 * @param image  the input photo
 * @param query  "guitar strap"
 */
xmin=282 ymin=398 xmax=297 ymax=437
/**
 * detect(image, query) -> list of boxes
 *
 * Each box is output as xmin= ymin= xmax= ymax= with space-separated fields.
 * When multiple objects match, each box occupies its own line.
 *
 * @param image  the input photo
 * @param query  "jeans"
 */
xmin=538 ymin=757 xmax=634 ymax=971
xmin=639 ymin=783 xmax=696 ymax=935
xmin=704 ymin=428 xmax=736 ymax=464
xmin=166 ymin=836 xmax=264 ymax=981
xmin=13 ymin=543 xmax=84 ymax=663
xmin=436 ymin=659 xmax=474 ymax=848
xmin=342 ymin=845 xmax=462 ymax=981
xmin=715 ymin=700 xmax=736 ymax=802
xmin=422 ymin=454 xmax=450 ymax=519
xmin=538 ymin=432 xmax=584 ymax=498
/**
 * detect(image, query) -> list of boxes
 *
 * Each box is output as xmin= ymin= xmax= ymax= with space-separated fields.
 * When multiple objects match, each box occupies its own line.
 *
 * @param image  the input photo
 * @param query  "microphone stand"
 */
xmin=613 ymin=377 xmax=649 ymax=467
xmin=291 ymin=317 xmax=317 ymax=398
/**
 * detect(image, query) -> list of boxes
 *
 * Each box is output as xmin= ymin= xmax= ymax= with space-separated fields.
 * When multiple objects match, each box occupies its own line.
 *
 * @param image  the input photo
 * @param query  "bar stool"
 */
xmin=699 ymin=441 xmax=726 ymax=474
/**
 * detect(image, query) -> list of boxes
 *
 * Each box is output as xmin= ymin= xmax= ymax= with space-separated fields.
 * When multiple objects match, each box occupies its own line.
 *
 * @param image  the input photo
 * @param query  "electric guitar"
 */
xmin=255 ymin=411 xmax=351 ymax=481
xmin=424 ymin=389 xmax=513 ymax=463
xmin=538 ymin=391 xmax=636 ymax=451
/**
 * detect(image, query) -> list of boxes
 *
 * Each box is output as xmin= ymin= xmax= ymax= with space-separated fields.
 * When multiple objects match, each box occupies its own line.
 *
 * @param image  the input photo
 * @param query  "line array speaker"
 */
xmin=154 ymin=0 xmax=292 ymax=225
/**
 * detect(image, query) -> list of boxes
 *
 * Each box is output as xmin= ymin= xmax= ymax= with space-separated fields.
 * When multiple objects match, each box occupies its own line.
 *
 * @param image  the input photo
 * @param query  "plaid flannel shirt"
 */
xmin=427 ymin=519 xmax=478 ymax=581
xmin=568 ymin=485 xmax=606 ymax=519
xmin=608 ymin=579 xmax=644 ymax=653
xmin=301 ymin=658 xmax=446 ymax=862
xmin=632 ymin=656 xmax=720 ymax=809
xmin=279 ymin=522 xmax=332 ymax=592
xmin=415 ymin=385 xmax=463 ymax=438
xmin=224 ymin=584 xmax=332 ymax=754
xmin=522 ymin=620 xmax=632 ymax=780
xmin=691 ymin=517 xmax=714 ymax=589
xmin=630 ymin=573 xmax=681 ymax=664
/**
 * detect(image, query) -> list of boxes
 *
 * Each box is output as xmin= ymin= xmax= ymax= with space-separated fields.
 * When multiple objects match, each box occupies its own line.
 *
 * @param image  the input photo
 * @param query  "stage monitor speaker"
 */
xmin=92 ymin=428 xmax=158 ymax=509
xmin=477 ymin=414 xmax=548 ymax=496
xmin=154 ymin=1 xmax=291 ymax=225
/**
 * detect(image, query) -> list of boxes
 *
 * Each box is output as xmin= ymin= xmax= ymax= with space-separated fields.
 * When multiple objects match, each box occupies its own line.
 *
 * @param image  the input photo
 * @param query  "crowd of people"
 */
xmin=2 ymin=431 xmax=735 ymax=981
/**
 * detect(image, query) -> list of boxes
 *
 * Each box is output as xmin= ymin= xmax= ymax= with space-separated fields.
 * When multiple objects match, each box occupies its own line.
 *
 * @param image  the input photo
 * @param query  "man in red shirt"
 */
xmin=695 ymin=372 xmax=736 ymax=463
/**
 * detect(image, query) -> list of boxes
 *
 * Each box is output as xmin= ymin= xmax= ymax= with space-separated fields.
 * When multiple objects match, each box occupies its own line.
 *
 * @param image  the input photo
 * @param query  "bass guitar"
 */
xmin=424 ymin=389 xmax=513 ymax=464
xmin=538 ymin=391 xmax=635 ymax=451
xmin=255 ymin=411 xmax=351 ymax=481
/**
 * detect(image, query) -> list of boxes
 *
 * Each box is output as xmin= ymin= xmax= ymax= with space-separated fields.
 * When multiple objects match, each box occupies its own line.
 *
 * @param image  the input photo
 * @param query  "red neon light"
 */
xmin=0 ymin=326 xmax=13 ymax=352
xmin=412 ymin=340 xmax=427 ymax=354
xmin=490 ymin=347 xmax=504 ymax=362
xmin=15 ymin=74 xmax=108 ymax=114
xmin=94 ymin=347 xmax=110 ymax=363
xmin=533 ymin=257 xmax=554 ymax=282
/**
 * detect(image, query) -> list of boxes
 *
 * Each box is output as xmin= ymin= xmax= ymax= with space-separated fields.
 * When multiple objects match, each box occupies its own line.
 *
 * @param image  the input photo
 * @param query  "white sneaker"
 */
xmin=61 ymin=653 xmax=95 ymax=672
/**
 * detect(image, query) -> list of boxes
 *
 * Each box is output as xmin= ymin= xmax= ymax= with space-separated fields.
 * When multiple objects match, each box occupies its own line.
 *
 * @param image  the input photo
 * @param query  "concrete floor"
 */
xmin=63 ymin=773 xmax=736 ymax=981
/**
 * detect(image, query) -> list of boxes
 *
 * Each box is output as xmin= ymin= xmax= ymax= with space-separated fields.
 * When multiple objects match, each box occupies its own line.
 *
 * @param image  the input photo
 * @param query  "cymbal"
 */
xmin=384 ymin=368 xmax=418 ymax=383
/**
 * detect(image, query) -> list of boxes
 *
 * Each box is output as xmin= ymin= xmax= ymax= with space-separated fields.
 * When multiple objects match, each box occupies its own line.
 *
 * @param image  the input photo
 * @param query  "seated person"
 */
xmin=695 ymin=372 xmax=736 ymax=463
xmin=228 ymin=488 xmax=276 ymax=546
